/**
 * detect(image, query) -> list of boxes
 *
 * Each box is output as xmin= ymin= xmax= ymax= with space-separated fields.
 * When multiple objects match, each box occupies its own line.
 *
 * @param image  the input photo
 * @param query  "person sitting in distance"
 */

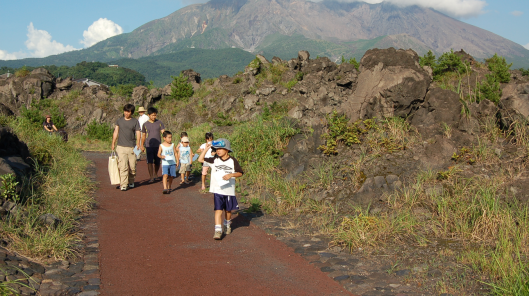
xmin=43 ymin=115 xmax=58 ymax=133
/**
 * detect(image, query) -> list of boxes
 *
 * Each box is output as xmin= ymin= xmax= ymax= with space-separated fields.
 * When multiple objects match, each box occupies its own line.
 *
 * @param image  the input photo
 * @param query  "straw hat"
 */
xmin=138 ymin=107 xmax=146 ymax=112
xmin=181 ymin=137 xmax=190 ymax=143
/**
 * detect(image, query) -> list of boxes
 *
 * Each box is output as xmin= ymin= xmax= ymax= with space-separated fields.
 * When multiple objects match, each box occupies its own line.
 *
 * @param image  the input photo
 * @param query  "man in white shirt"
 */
xmin=137 ymin=106 xmax=149 ymax=160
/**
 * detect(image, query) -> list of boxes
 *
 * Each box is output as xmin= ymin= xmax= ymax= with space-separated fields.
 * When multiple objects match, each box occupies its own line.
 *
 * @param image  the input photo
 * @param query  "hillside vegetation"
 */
xmin=1 ymin=62 xmax=146 ymax=86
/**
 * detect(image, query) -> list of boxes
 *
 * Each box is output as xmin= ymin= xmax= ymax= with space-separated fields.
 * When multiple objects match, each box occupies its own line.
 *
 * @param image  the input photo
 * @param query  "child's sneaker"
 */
xmin=225 ymin=225 xmax=232 ymax=235
xmin=128 ymin=183 xmax=134 ymax=188
xmin=121 ymin=186 xmax=127 ymax=191
xmin=213 ymin=230 xmax=222 ymax=240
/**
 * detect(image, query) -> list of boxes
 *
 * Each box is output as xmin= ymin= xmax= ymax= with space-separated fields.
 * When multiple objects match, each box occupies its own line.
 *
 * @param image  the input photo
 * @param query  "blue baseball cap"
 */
xmin=212 ymin=138 xmax=232 ymax=152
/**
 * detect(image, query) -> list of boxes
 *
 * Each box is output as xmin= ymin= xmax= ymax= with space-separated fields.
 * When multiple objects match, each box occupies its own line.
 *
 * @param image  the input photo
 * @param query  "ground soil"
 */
xmin=88 ymin=152 xmax=351 ymax=295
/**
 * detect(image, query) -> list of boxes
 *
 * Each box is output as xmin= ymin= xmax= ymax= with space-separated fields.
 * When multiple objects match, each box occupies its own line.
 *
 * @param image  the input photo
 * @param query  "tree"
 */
xmin=478 ymin=74 xmax=501 ymax=104
xmin=485 ymin=53 xmax=512 ymax=83
xmin=170 ymin=73 xmax=194 ymax=101
xmin=420 ymin=50 xmax=437 ymax=69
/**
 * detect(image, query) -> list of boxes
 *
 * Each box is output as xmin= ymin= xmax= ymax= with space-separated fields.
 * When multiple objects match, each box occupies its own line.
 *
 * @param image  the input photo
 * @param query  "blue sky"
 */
xmin=1 ymin=0 xmax=528 ymax=60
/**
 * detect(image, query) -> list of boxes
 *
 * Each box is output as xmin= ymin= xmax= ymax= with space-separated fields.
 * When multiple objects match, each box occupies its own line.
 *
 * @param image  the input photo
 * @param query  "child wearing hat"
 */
xmin=178 ymin=136 xmax=194 ymax=184
xmin=198 ymin=138 xmax=244 ymax=240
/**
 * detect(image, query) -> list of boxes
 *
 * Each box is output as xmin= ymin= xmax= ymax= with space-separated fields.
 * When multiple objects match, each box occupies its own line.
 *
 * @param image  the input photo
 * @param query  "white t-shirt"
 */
xmin=160 ymin=143 xmax=176 ymax=166
xmin=199 ymin=143 xmax=214 ymax=158
xmin=138 ymin=114 xmax=149 ymax=130
xmin=204 ymin=155 xmax=243 ymax=196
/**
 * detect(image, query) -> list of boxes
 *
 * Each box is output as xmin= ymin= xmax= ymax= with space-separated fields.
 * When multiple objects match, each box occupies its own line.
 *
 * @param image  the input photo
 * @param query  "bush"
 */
xmin=520 ymin=68 xmax=529 ymax=76
xmin=341 ymin=56 xmax=360 ymax=70
xmin=232 ymin=77 xmax=243 ymax=84
xmin=110 ymin=84 xmax=136 ymax=97
xmin=295 ymin=71 xmax=304 ymax=81
xmin=478 ymin=74 xmax=502 ymax=104
xmin=20 ymin=106 xmax=44 ymax=125
xmin=0 ymin=174 xmax=19 ymax=203
xmin=419 ymin=50 xmax=437 ymax=68
xmin=170 ymin=73 xmax=194 ymax=101
xmin=50 ymin=107 xmax=66 ymax=129
xmin=485 ymin=54 xmax=512 ymax=83
xmin=86 ymin=120 xmax=113 ymax=141
xmin=15 ymin=66 xmax=30 ymax=78
xmin=434 ymin=50 xmax=469 ymax=79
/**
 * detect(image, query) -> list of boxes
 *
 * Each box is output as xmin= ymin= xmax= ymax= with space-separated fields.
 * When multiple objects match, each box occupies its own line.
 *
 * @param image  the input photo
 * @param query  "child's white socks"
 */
xmin=215 ymin=225 xmax=222 ymax=232
xmin=223 ymin=219 xmax=231 ymax=226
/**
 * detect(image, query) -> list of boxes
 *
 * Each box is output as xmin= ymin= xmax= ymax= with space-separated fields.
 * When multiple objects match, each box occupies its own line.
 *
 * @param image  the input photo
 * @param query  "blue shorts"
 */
xmin=213 ymin=194 xmax=239 ymax=212
xmin=146 ymin=147 xmax=161 ymax=165
xmin=162 ymin=164 xmax=176 ymax=177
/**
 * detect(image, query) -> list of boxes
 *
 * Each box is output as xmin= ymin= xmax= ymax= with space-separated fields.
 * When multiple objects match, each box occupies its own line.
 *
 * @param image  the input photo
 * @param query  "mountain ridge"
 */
xmin=1 ymin=0 xmax=529 ymax=73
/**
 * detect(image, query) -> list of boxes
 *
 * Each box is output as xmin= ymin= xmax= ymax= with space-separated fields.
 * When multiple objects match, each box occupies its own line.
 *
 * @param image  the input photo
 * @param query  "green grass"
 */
xmin=1 ymin=117 xmax=94 ymax=260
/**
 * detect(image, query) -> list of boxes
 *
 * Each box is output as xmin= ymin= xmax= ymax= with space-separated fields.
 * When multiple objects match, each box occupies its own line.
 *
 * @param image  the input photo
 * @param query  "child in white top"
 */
xmin=198 ymin=138 xmax=243 ymax=240
xmin=157 ymin=131 xmax=179 ymax=194
xmin=196 ymin=132 xmax=215 ymax=191
xmin=179 ymin=137 xmax=194 ymax=184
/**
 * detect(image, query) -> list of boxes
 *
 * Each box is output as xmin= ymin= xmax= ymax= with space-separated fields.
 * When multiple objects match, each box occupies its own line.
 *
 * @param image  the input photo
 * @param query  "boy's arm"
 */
xmin=190 ymin=150 xmax=194 ymax=165
xmin=157 ymin=146 xmax=164 ymax=159
xmin=111 ymin=126 xmax=119 ymax=151
xmin=198 ymin=143 xmax=211 ymax=163
xmin=222 ymin=158 xmax=244 ymax=180
xmin=173 ymin=145 xmax=179 ymax=166
xmin=141 ymin=132 xmax=147 ymax=151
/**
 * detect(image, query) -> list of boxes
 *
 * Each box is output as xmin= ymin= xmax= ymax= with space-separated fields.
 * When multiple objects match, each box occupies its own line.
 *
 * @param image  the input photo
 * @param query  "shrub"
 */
xmin=86 ymin=120 xmax=113 ymax=141
xmin=520 ymin=68 xmax=529 ymax=76
xmin=20 ymin=106 xmax=44 ymax=125
xmin=340 ymin=56 xmax=360 ymax=70
xmin=213 ymin=113 xmax=237 ymax=126
xmin=0 ymin=174 xmax=19 ymax=203
xmin=485 ymin=54 xmax=512 ymax=83
xmin=50 ymin=107 xmax=66 ymax=129
xmin=15 ymin=66 xmax=30 ymax=78
xmin=319 ymin=111 xmax=362 ymax=155
xmin=110 ymin=84 xmax=136 ymax=97
xmin=232 ymin=77 xmax=243 ymax=84
xmin=295 ymin=71 xmax=304 ymax=81
xmin=478 ymin=74 xmax=502 ymax=104
xmin=419 ymin=50 xmax=437 ymax=68
xmin=170 ymin=73 xmax=194 ymax=101
xmin=434 ymin=49 xmax=469 ymax=79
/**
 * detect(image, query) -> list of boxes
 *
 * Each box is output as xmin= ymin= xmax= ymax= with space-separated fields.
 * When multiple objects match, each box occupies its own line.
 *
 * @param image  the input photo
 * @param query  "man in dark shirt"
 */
xmin=141 ymin=107 xmax=165 ymax=183
xmin=111 ymin=104 xmax=141 ymax=191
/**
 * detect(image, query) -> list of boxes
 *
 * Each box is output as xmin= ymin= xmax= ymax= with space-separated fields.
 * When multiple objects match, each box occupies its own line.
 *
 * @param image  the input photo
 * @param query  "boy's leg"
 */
xmin=163 ymin=174 xmax=168 ymax=189
xmin=116 ymin=146 xmax=130 ymax=188
xmin=147 ymin=163 xmax=154 ymax=179
xmin=181 ymin=173 xmax=185 ymax=183
xmin=154 ymin=163 xmax=160 ymax=179
xmin=214 ymin=210 xmax=224 ymax=225
xmin=201 ymin=175 xmax=206 ymax=190
xmin=128 ymin=148 xmax=137 ymax=185
xmin=168 ymin=176 xmax=173 ymax=189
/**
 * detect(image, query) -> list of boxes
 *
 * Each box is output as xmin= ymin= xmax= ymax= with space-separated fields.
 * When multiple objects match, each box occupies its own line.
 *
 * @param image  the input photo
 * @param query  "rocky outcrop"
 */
xmin=498 ymin=82 xmax=529 ymax=128
xmin=343 ymin=48 xmax=431 ymax=121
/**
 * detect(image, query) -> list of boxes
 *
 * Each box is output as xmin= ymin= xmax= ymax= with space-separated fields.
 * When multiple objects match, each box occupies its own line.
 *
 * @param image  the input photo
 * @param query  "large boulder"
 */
xmin=0 ymin=128 xmax=31 ymax=198
xmin=498 ymin=82 xmax=529 ymax=128
xmin=181 ymin=69 xmax=202 ymax=91
xmin=410 ymin=88 xmax=462 ymax=128
xmin=343 ymin=48 xmax=431 ymax=121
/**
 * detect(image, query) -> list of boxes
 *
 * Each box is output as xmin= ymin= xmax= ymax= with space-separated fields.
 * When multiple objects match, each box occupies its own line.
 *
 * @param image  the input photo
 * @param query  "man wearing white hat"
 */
xmin=137 ymin=106 xmax=149 ymax=160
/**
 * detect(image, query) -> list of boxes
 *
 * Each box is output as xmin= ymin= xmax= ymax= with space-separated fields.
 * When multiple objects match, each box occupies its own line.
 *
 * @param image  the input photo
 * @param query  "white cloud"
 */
xmin=511 ymin=11 xmax=523 ymax=17
xmin=81 ymin=18 xmax=123 ymax=48
xmin=0 ymin=50 xmax=24 ymax=60
xmin=25 ymin=23 xmax=79 ymax=57
xmin=326 ymin=0 xmax=487 ymax=18
xmin=524 ymin=43 xmax=529 ymax=50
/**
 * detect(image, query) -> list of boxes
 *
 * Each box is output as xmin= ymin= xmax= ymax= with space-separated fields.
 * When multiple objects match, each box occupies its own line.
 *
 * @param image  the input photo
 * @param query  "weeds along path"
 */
xmin=87 ymin=152 xmax=350 ymax=295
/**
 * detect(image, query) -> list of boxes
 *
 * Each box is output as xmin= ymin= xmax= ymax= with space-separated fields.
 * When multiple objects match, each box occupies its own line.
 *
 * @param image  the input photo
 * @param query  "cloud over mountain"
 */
xmin=25 ymin=23 xmax=79 ymax=58
xmin=81 ymin=18 xmax=123 ymax=48
xmin=317 ymin=0 xmax=487 ymax=18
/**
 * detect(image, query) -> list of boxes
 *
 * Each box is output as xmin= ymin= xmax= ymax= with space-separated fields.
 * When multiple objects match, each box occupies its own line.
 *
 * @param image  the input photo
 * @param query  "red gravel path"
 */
xmin=89 ymin=153 xmax=351 ymax=295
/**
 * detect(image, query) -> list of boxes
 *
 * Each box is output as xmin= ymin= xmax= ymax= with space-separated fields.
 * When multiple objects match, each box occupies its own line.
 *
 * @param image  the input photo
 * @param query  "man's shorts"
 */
xmin=146 ymin=147 xmax=161 ymax=165
xmin=213 ymin=193 xmax=239 ymax=211
xmin=202 ymin=166 xmax=210 ymax=176
xmin=179 ymin=163 xmax=191 ymax=174
xmin=162 ymin=164 xmax=176 ymax=177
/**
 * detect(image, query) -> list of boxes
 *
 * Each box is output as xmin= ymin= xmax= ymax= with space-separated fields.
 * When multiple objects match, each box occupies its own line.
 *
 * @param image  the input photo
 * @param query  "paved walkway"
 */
xmin=89 ymin=153 xmax=351 ymax=295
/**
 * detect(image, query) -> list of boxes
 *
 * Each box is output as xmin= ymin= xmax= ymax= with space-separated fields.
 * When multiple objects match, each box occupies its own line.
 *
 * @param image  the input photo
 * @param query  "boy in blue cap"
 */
xmin=198 ymin=138 xmax=243 ymax=240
